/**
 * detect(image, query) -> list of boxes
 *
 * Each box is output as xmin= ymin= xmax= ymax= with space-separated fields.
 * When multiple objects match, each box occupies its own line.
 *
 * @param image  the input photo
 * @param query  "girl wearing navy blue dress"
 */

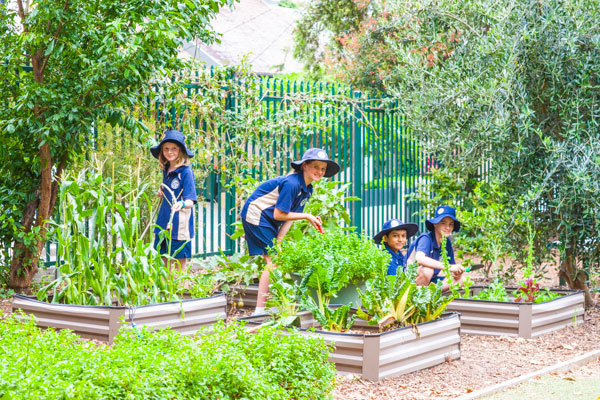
xmin=240 ymin=148 xmax=340 ymax=314
xmin=151 ymin=130 xmax=198 ymax=271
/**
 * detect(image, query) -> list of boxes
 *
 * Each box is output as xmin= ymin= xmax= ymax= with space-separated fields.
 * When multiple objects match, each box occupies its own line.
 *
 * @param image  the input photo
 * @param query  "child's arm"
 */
xmin=415 ymin=251 xmax=464 ymax=274
xmin=276 ymin=220 xmax=294 ymax=242
xmin=273 ymin=209 xmax=322 ymax=230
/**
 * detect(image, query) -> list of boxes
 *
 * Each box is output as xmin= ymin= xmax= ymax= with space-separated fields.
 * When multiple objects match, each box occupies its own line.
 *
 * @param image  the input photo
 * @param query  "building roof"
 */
xmin=180 ymin=0 xmax=304 ymax=74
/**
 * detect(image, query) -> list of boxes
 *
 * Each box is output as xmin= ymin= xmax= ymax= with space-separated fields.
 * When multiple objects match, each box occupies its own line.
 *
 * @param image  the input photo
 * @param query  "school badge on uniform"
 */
xmin=300 ymin=198 xmax=307 ymax=206
xmin=171 ymin=178 xmax=180 ymax=189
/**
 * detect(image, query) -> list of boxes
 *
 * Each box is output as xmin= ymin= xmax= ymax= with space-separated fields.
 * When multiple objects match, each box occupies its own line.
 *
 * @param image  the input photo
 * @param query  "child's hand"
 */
xmin=172 ymin=200 xmax=186 ymax=212
xmin=157 ymin=188 xmax=163 ymax=198
xmin=308 ymin=215 xmax=324 ymax=233
xmin=450 ymin=265 xmax=465 ymax=278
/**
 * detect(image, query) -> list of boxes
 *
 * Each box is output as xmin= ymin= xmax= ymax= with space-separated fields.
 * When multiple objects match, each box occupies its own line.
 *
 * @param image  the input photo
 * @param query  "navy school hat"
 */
xmin=373 ymin=219 xmax=419 ymax=245
xmin=425 ymin=205 xmax=461 ymax=232
xmin=291 ymin=148 xmax=340 ymax=178
xmin=150 ymin=130 xmax=194 ymax=159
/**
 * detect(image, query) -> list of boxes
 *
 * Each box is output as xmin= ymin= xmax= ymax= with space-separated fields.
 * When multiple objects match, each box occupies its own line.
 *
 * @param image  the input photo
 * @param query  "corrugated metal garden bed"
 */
xmin=445 ymin=287 xmax=584 ymax=338
xmin=12 ymin=293 xmax=227 ymax=343
xmin=241 ymin=311 xmax=461 ymax=381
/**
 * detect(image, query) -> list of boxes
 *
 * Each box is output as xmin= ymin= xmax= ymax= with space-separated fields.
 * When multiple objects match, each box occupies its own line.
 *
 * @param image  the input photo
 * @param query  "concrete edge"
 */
xmin=456 ymin=349 xmax=600 ymax=400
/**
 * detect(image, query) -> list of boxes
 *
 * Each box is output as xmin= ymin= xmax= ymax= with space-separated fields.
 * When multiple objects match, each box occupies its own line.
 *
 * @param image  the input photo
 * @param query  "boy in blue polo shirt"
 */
xmin=150 ymin=130 xmax=198 ymax=272
xmin=241 ymin=148 xmax=340 ymax=315
xmin=373 ymin=219 xmax=419 ymax=275
xmin=406 ymin=205 xmax=465 ymax=291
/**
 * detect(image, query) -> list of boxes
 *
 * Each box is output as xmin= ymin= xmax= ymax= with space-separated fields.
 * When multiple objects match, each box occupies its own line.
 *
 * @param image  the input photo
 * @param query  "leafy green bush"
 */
xmin=272 ymin=227 xmax=389 ymax=303
xmin=0 ymin=312 xmax=336 ymax=399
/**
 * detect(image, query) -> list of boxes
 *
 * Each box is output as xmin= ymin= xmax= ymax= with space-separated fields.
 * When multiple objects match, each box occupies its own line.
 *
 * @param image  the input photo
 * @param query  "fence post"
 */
xmin=223 ymin=71 xmax=236 ymax=255
xmin=351 ymin=90 xmax=364 ymax=234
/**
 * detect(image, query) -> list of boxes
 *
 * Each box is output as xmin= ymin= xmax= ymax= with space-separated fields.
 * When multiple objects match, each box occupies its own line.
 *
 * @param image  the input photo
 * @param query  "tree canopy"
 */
xmin=0 ymin=0 xmax=230 ymax=289
xmin=294 ymin=0 xmax=600 ymax=304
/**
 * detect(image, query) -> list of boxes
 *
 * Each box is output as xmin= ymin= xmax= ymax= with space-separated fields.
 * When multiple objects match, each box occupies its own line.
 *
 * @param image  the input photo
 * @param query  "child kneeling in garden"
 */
xmin=373 ymin=219 xmax=419 ymax=276
xmin=240 ymin=148 xmax=340 ymax=315
xmin=406 ymin=205 xmax=465 ymax=291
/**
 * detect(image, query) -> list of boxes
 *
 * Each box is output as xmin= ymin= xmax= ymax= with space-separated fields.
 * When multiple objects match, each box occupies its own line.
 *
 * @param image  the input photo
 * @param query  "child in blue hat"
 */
xmin=406 ymin=205 xmax=465 ymax=290
xmin=240 ymin=148 xmax=340 ymax=315
xmin=150 ymin=129 xmax=198 ymax=271
xmin=373 ymin=219 xmax=419 ymax=275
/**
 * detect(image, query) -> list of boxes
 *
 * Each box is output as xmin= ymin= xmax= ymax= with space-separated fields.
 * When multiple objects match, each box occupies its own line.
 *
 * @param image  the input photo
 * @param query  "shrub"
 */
xmin=0 ymin=313 xmax=336 ymax=400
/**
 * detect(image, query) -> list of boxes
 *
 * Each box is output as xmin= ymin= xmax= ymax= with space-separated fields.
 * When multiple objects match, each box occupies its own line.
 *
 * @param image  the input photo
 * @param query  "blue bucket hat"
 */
xmin=425 ymin=205 xmax=461 ymax=232
xmin=373 ymin=219 xmax=419 ymax=245
xmin=150 ymin=130 xmax=194 ymax=159
xmin=291 ymin=148 xmax=340 ymax=178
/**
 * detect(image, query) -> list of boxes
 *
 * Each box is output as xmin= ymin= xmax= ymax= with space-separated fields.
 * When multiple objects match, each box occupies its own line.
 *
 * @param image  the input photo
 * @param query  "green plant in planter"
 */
xmin=356 ymin=264 xmax=454 ymax=329
xmin=265 ymin=268 xmax=308 ymax=327
xmin=356 ymin=272 xmax=417 ymax=329
xmin=37 ymin=161 xmax=199 ymax=306
xmin=286 ymin=179 xmax=359 ymax=239
xmin=272 ymin=227 xmax=390 ymax=309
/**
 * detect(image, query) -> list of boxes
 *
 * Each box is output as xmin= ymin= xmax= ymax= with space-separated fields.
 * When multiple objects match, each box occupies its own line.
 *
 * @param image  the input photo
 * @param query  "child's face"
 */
xmin=384 ymin=229 xmax=407 ymax=252
xmin=162 ymin=142 xmax=181 ymax=164
xmin=302 ymin=160 xmax=328 ymax=183
xmin=434 ymin=217 xmax=455 ymax=238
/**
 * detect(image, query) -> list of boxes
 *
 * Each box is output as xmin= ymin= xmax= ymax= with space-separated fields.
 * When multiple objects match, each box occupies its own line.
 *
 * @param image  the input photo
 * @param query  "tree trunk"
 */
xmin=559 ymin=243 xmax=594 ymax=307
xmin=8 ymin=144 xmax=62 ymax=291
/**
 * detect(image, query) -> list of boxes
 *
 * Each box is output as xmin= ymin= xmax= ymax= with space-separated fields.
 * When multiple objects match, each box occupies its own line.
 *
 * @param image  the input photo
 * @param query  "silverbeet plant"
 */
xmin=271 ymin=227 xmax=389 ymax=332
xmin=356 ymin=263 xmax=454 ymax=330
xmin=37 ymin=160 xmax=209 ymax=306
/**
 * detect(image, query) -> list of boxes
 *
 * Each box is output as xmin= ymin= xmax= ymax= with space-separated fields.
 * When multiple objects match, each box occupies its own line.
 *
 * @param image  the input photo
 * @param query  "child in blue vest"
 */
xmin=406 ymin=205 xmax=465 ymax=291
xmin=373 ymin=219 xmax=419 ymax=275
xmin=241 ymin=148 xmax=340 ymax=315
xmin=150 ymin=130 xmax=198 ymax=272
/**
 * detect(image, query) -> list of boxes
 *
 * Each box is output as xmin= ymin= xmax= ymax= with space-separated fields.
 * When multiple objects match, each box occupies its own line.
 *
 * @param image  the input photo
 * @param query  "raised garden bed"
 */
xmin=241 ymin=311 xmax=461 ymax=381
xmin=12 ymin=293 xmax=227 ymax=343
xmin=445 ymin=287 xmax=585 ymax=338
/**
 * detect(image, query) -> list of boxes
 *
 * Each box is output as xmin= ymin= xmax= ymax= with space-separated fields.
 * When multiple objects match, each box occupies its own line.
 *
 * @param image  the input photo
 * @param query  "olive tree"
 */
xmin=293 ymin=0 xmax=600 ymax=305
xmin=0 ymin=0 xmax=229 ymax=290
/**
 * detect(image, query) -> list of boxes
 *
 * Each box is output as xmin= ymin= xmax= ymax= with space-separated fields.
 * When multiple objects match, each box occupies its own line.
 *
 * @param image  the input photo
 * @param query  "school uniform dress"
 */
xmin=154 ymin=165 xmax=198 ymax=258
xmin=240 ymin=172 xmax=312 ymax=255
xmin=413 ymin=231 xmax=455 ymax=283
xmin=384 ymin=245 xmax=406 ymax=276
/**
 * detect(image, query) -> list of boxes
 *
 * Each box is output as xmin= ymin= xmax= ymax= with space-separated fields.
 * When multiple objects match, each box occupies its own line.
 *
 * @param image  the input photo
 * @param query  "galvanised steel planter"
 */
xmin=12 ymin=293 xmax=227 ymax=343
xmin=242 ymin=311 xmax=461 ymax=381
xmin=445 ymin=287 xmax=585 ymax=338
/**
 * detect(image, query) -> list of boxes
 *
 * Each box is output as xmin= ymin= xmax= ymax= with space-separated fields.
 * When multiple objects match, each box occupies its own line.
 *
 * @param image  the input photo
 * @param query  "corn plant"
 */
xmin=37 ymin=159 xmax=206 ymax=306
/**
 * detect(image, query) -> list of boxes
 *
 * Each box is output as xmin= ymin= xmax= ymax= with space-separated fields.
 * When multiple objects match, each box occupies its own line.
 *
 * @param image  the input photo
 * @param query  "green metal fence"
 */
xmin=41 ymin=71 xmax=431 ymax=265
xmin=150 ymin=73 xmax=431 ymax=258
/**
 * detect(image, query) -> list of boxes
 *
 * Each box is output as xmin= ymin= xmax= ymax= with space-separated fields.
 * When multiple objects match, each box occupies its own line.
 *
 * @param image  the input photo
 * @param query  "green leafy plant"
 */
xmin=513 ymin=224 xmax=560 ymax=303
xmin=265 ymin=268 xmax=307 ymax=327
xmin=0 ymin=312 xmax=336 ymax=399
xmin=36 ymin=160 xmax=195 ymax=306
xmin=301 ymin=295 xmax=357 ymax=332
xmin=272 ymin=227 xmax=389 ymax=310
xmin=356 ymin=264 xmax=454 ymax=329
xmin=471 ymin=278 xmax=510 ymax=302
xmin=356 ymin=273 xmax=417 ymax=329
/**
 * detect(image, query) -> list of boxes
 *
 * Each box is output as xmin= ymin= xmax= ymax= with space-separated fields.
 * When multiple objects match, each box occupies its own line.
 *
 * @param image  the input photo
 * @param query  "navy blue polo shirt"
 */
xmin=154 ymin=165 xmax=198 ymax=240
xmin=384 ymin=245 xmax=406 ymax=276
xmin=415 ymin=231 xmax=455 ymax=279
xmin=241 ymin=172 xmax=312 ymax=229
